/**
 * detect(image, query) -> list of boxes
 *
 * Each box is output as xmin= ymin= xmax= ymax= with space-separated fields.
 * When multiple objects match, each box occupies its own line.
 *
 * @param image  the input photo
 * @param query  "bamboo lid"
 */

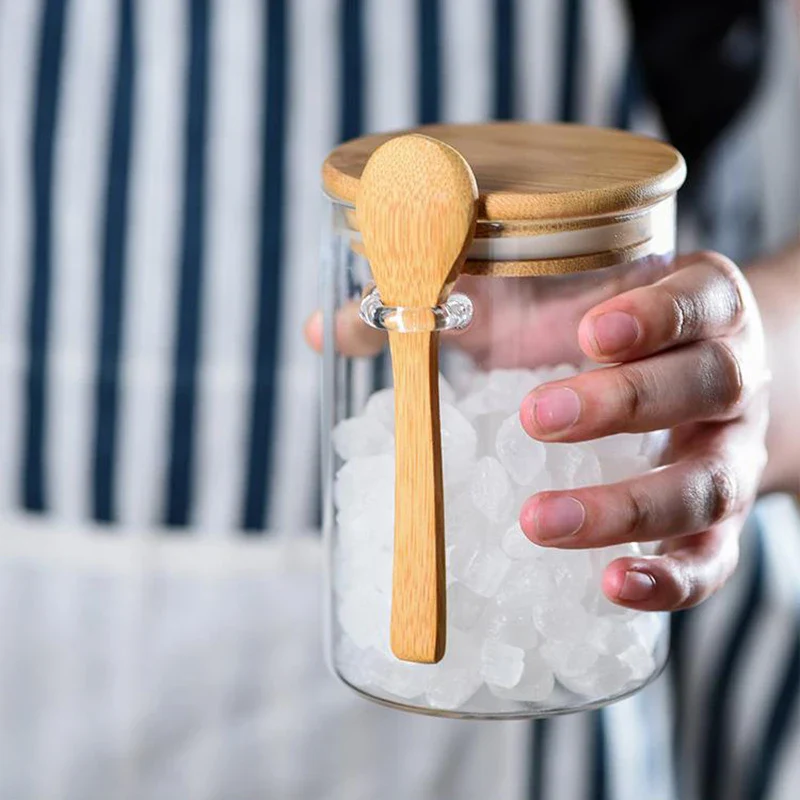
xmin=323 ymin=122 xmax=685 ymax=222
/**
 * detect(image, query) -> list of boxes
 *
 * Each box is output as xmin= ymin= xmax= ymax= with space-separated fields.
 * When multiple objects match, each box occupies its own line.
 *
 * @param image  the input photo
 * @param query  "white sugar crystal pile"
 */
xmin=496 ymin=414 xmax=547 ymax=485
xmin=332 ymin=365 xmax=666 ymax=711
xmin=480 ymin=640 xmax=525 ymax=688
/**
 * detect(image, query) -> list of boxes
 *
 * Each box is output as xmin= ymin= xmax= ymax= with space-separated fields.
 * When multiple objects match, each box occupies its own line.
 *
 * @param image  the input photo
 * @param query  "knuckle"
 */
xmin=679 ymin=538 xmax=740 ymax=610
xmin=707 ymin=339 xmax=745 ymax=412
xmin=700 ymin=457 xmax=740 ymax=525
xmin=679 ymin=576 xmax=714 ymax=610
xmin=657 ymin=524 xmax=742 ymax=611
xmin=701 ymin=251 xmax=748 ymax=329
xmin=669 ymin=567 xmax=707 ymax=611
xmin=619 ymin=485 xmax=654 ymax=540
xmin=678 ymin=576 xmax=704 ymax=610
xmin=654 ymin=282 xmax=690 ymax=341
xmin=614 ymin=366 xmax=648 ymax=420
xmin=657 ymin=565 xmax=695 ymax=611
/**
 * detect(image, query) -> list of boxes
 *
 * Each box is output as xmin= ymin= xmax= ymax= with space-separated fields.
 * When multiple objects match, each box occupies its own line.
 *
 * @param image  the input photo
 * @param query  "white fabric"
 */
xmin=0 ymin=518 xmax=528 ymax=800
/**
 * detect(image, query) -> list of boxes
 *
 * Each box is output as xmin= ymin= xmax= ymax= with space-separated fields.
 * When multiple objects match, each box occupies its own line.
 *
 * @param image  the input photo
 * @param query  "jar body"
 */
xmin=322 ymin=197 xmax=676 ymax=719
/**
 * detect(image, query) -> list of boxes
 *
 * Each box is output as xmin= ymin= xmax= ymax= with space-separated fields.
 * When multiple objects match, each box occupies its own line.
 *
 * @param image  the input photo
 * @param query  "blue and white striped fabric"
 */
xmin=0 ymin=1 xmax=799 ymax=799
xmin=0 ymin=0 xmax=323 ymax=533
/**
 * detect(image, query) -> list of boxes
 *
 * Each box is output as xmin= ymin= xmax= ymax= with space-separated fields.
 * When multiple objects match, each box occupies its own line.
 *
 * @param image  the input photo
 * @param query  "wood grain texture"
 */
xmin=388 ymin=331 xmax=447 ymax=663
xmin=356 ymin=134 xmax=478 ymax=663
xmin=324 ymin=121 xmax=686 ymax=222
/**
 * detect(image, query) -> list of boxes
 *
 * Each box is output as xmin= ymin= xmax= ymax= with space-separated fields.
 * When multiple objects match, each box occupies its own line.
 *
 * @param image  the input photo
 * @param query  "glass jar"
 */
xmin=320 ymin=123 xmax=686 ymax=718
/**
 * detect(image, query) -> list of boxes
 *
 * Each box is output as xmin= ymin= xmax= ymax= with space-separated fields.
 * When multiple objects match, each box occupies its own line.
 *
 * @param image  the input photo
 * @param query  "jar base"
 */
xmin=333 ymin=647 xmax=669 ymax=721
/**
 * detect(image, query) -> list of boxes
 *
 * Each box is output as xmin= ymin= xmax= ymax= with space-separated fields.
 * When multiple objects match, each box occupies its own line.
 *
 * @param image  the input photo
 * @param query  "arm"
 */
xmin=747 ymin=240 xmax=800 ymax=495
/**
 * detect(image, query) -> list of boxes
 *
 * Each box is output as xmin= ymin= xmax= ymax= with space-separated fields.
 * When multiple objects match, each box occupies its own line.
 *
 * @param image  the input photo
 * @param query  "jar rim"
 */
xmin=331 ymin=194 xmax=676 ymax=277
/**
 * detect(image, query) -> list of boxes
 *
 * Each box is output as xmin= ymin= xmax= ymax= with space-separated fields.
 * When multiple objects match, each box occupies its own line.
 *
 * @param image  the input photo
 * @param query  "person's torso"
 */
xmin=2 ymin=0 xmax=797 ymax=536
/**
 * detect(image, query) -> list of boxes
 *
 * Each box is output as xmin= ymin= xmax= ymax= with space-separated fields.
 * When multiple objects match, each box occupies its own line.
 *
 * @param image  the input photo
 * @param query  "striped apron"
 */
xmin=1 ymin=1 xmax=799 ymax=798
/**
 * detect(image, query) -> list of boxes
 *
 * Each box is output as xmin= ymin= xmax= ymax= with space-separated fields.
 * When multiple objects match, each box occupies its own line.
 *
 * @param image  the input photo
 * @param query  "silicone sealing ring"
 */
xmin=358 ymin=284 xmax=474 ymax=333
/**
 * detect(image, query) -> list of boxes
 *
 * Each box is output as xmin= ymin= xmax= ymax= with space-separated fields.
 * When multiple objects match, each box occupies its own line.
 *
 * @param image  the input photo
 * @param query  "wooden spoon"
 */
xmin=357 ymin=134 xmax=478 ymax=663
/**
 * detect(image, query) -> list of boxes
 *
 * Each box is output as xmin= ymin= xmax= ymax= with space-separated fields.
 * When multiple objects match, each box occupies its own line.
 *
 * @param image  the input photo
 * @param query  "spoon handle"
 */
xmin=388 ymin=329 xmax=446 ymax=664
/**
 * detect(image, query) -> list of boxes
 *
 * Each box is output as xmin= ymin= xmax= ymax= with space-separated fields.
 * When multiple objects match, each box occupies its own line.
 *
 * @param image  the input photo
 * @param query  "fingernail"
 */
xmin=534 ymin=497 xmax=585 ymax=540
xmin=618 ymin=569 xmax=656 ymax=601
xmin=532 ymin=387 xmax=581 ymax=432
xmin=591 ymin=311 xmax=639 ymax=354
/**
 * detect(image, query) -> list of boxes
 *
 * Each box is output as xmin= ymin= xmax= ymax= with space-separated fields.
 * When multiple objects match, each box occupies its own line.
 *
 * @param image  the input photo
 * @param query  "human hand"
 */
xmin=305 ymin=252 xmax=770 ymax=612
xmin=518 ymin=252 xmax=770 ymax=611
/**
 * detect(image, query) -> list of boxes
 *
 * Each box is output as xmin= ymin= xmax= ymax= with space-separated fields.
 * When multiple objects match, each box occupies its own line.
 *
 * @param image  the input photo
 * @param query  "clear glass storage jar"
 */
xmin=321 ymin=123 xmax=686 ymax=718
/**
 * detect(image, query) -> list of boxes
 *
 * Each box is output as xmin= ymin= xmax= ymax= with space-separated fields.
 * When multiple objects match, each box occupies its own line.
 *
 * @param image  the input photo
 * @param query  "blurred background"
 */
xmin=0 ymin=1 xmax=798 ymax=799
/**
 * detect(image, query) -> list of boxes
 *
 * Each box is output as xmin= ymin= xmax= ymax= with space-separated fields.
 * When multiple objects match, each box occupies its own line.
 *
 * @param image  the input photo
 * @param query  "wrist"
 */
xmin=746 ymin=245 xmax=800 ymax=496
